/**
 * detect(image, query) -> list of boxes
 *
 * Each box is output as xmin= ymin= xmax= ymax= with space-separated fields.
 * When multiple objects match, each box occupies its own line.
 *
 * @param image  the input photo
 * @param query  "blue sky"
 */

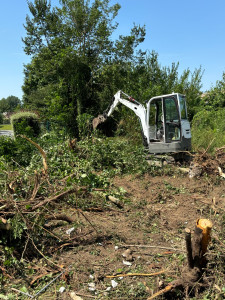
xmin=0 ymin=0 xmax=225 ymax=100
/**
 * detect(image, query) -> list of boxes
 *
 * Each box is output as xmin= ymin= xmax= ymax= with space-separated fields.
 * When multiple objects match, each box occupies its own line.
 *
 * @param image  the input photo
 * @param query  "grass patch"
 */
xmin=0 ymin=124 xmax=12 ymax=130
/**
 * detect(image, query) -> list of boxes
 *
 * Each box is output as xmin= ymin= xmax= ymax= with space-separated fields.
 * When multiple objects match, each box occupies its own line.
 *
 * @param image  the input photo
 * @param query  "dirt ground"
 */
xmin=16 ymin=167 xmax=224 ymax=300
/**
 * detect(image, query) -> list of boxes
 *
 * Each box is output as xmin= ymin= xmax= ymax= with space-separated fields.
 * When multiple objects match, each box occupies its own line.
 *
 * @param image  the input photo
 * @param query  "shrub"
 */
xmin=11 ymin=111 xmax=41 ymax=138
xmin=192 ymin=108 xmax=225 ymax=152
xmin=0 ymin=136 xmax=17 ymax=161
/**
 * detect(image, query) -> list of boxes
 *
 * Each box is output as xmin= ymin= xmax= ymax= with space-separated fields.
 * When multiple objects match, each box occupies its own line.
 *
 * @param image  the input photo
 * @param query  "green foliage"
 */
xmin=0 ymin=135 xmax=36 ymax=167
xmin=0 ymin=96 xmax=21 ymax=113
xmin=77 ymin=136 xmax=149 ymax=174
xmin=201 ymin=72 xmax=225 ymax=109
xmin=0 ymin=137 xmax=17 ymax=161
xmin=0 ymin=113 xmax=3 ymax=124
xmin=10 ymin=214 xmax=27 ymax=240
xmin=0 ymin=132 xmax=152 ymax=272
xmin=192 ymin=108 xmax=225 ymax=152
xmin=11 ymin=111 xmax=41 ymax=138
xmin=22 ymin=0 xmax=146 ymax=137
xmin=76 ymin=113 xmax=94 ymax=139
xmin=190 ymin=72 xmax=225 ymax=152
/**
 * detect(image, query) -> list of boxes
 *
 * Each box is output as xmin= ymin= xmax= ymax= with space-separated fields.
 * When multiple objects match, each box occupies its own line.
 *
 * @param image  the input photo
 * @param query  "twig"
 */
xmin=31 ymin=187 xmax=79 ymax=210
xmin=21 ymin=236 xmax=30 ymax=261
xmin=106 ymin=270 xmax=167 ymax=278
xmin=200 ymin=138 xmax=215 ymax=157
xmin=73 ymin=292 xmax=96 ymax=298
xmin=30 ymin=237 xmax=62 ymax=269
xmin=147 ymin=285 xmax=173 ymax=300
xmin=30 ymin=271 xmax=57 ymax=286
xmin=0 ymin=204 xmax=6 ymax=210
xmin=39 ymin=224 xmax=63 ymax=242
xmin=77 ymin=209 xmax=99 ymax=234
xmin=34 ymin=266 xmax=70 ymax=297
xmin=119 ymin=244 xmax=182 ymax=252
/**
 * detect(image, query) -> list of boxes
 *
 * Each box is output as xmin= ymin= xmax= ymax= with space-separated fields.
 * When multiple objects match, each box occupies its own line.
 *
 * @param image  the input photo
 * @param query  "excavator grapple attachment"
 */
xmin=92 ymin=114 xmax=107 ymax=130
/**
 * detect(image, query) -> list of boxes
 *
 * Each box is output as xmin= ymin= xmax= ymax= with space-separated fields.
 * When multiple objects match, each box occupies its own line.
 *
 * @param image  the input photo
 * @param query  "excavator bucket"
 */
xmin=92 ymin=114 xmax=107 ymax=130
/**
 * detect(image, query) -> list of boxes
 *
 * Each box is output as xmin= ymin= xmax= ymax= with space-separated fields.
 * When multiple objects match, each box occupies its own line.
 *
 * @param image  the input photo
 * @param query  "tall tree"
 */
xmin=0 ymin=96 xmax=21 ymax=113
xmin=22 ymin=0 xmax=146 ymax=136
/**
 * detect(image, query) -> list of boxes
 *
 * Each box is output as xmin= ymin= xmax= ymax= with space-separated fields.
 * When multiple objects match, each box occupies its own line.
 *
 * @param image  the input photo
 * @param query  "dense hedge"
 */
xmin=11 ymin=111 xmax=40 ymax=137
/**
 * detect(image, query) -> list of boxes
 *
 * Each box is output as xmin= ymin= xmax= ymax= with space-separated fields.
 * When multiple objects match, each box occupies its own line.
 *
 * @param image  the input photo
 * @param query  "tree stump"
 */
xmin=147 ymin=218 xmax=213 ymax=300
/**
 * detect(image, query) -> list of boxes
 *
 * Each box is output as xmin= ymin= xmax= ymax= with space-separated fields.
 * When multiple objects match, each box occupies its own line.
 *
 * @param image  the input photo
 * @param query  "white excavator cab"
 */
xmin=93 ymin=91 xmax=191 ymax=154
xmin=147 ymin=93 xmax=191 ymax=153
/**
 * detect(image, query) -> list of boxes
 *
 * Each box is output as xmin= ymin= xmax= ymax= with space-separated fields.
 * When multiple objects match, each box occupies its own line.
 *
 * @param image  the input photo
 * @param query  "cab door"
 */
xmin=163 ymin=96 xmax=181 ymax=143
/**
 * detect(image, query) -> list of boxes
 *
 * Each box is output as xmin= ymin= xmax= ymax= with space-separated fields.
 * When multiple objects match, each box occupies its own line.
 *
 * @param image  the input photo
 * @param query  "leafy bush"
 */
xmin=77 ymin=136 xmax=149 ymax=174
xmin=192 ymin=108 xmax=225 ymax=152
xmin=11 ymin=111 xmax=40 ymax=138
xmin=0 ymin=137 xmax=17 ymax=161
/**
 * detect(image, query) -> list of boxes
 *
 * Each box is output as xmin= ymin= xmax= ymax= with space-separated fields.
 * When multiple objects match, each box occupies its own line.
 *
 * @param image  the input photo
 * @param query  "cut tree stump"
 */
xmin=148 ymin=218 xmax=213 ymax=300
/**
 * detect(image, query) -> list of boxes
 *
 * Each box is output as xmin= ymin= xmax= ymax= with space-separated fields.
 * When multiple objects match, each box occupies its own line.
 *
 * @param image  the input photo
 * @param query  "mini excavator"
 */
xmin=93 ymin=90 xmax=191 ymax=154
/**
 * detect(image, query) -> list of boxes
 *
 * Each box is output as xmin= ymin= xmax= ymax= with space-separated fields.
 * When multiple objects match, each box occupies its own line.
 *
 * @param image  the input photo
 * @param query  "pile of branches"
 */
xmin=0 ymin=155 xmax=112 ymax=276
xmin=0 ymin=135 xmax=128 ymax=272
xmin=189 ymin=146 xmax=225 ymax=178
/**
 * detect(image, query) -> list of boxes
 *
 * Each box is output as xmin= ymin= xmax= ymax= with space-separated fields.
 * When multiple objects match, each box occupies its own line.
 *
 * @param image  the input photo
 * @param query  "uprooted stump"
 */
xmin=148 ymin=218 xmax=213 ymax=300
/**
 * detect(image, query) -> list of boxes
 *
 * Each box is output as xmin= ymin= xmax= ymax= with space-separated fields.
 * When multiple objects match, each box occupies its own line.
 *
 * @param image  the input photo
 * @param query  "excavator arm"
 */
xmin=93 ymin=90 xmax=149 ymax=146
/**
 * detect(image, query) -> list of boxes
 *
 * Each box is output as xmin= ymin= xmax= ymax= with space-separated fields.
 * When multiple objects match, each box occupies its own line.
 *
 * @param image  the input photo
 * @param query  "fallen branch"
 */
xmin=30 ymin=272 xmax=50 ymax=286
xmin=147 ymin=285 xmax=173 ymax=300
xmin=20 ymin=135 xmax=48 ymax=174
xmin=46 ymin=214 xmax=74 ymax=223
xmin=31 ymin=186 xmax=101 ymax=211
xmin=31 ymin=187 xmax=80 ymax=211
xmin=29 ymin=171 xmax=40 ymax=201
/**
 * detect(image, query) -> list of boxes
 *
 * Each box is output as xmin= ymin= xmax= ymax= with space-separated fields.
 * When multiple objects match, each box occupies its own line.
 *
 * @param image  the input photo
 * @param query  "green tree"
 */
xmin=0 ymin=96 xmax=21 ymax=113
xmin=22 ymin=0 xmax=146 ymax=136
xmin=201 ymin=72 xmax=225 ymax=110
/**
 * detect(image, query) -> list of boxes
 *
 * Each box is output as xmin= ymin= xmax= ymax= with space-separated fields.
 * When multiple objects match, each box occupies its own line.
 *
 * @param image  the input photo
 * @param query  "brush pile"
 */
xmin=189 ymin=146 xmax=225 ymax=178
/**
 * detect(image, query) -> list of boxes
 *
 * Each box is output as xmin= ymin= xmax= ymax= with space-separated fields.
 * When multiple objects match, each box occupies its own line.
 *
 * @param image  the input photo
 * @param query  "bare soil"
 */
xmin=14 ymin=167 xmax=224 ymax=299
